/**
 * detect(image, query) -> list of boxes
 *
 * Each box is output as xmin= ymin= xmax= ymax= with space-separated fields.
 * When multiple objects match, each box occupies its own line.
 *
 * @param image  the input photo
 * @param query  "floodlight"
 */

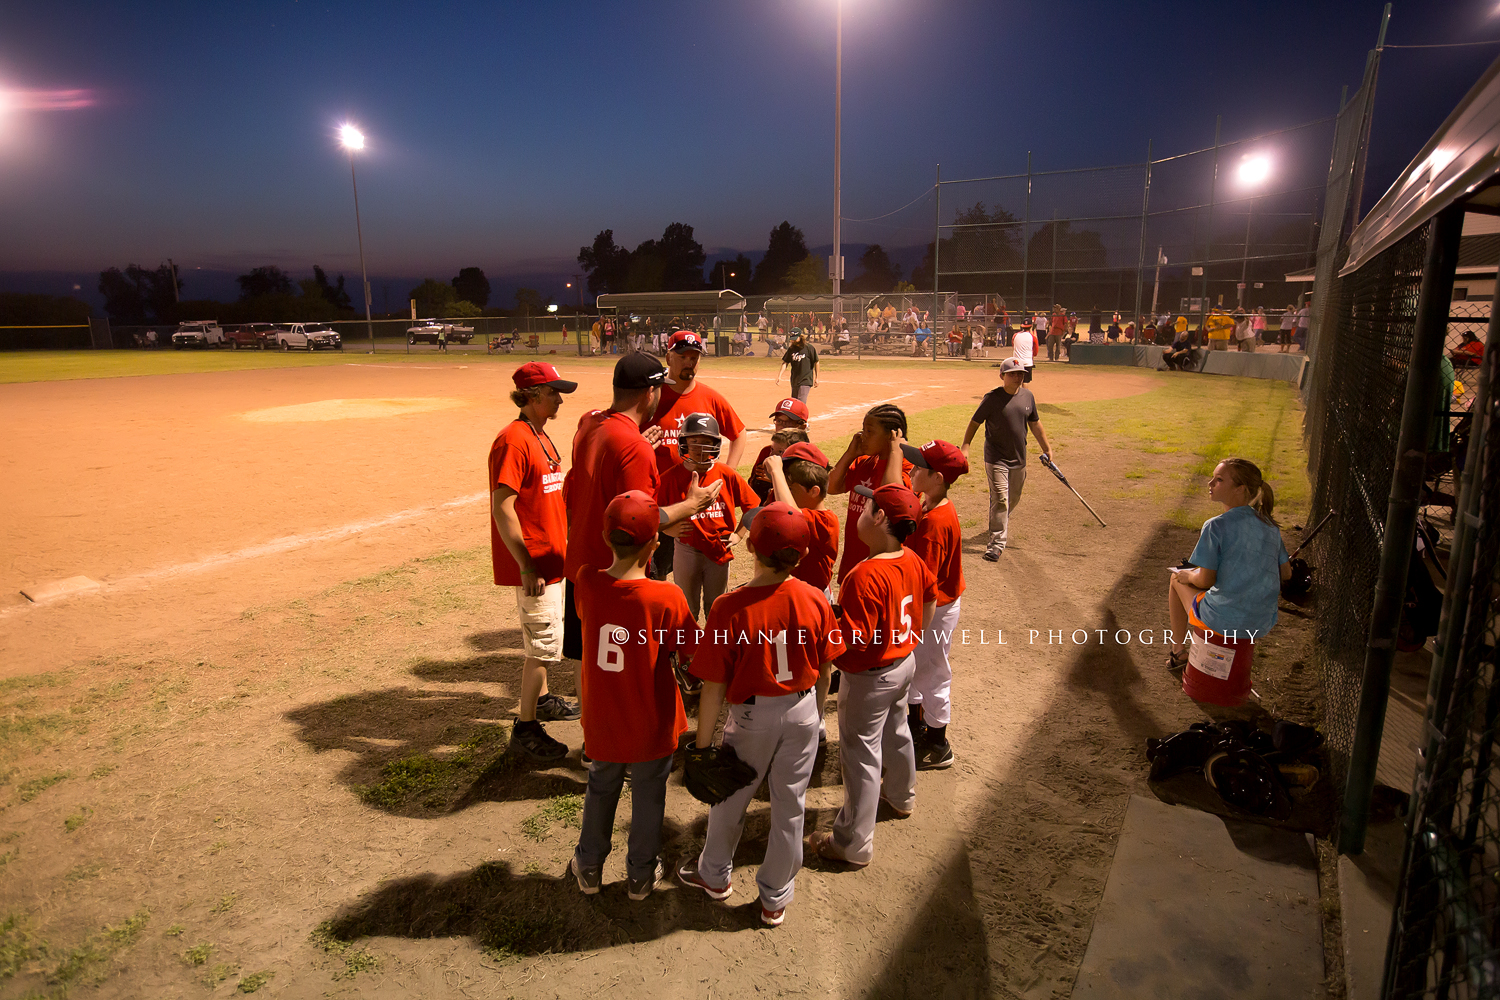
xmin=340 ymin=124 xmax=365 ymax=151
xmin=1237 ymin=154 xmax=1271 ymax=187
xmin=547 ymin=304 xmax=558 ymax=313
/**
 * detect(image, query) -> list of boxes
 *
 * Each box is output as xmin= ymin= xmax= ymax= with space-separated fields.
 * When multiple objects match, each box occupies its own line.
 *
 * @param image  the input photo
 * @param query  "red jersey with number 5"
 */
xmin=574 ymin=565 xmax=697 ymax=763
xmin=690 ymin=579 xmax=845 ymax=703
xmin=835 ymin=549 xmax=936 ymax=673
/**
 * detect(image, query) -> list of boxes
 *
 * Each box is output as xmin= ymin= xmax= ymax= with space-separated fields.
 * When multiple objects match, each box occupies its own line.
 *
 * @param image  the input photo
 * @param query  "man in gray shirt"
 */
xmin=961 ymin=358 xmax=1054 ymax=560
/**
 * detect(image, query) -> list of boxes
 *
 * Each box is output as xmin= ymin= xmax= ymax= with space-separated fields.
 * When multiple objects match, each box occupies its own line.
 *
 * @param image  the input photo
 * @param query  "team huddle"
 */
xmin=487 ymin=334 xmax=981 ymax=928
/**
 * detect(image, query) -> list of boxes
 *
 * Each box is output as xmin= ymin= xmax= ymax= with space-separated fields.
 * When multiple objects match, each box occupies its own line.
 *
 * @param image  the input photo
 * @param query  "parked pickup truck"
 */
xmin=171 ymin=321 xmax=225 ymax=349
xmin=273 ymin=324 xmax=343 ymax=351
xmin=406 ymin=321 xmax=475 ymax=344
xmin=224 ymin=323 xmax=277 ymax=350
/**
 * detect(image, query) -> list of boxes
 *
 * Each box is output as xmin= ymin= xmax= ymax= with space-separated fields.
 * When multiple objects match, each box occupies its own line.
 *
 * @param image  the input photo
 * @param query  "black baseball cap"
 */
xmin=613 ymin=353 xmax=674 ymax=389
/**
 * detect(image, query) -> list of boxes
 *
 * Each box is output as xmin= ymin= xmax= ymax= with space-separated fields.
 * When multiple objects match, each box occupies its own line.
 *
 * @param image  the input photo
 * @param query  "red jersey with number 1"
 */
xmin=691 ymin=578 xmax=845 ymax=703
xmin=906 ymin=499 xmax=965 ymax=606
xmin=835 ymin=549 xmax=936 ymax=673
xmin=837 ymin=453 xmax=914 ymax=584
xmin=574 ymin=565 xmax=697 ymax=763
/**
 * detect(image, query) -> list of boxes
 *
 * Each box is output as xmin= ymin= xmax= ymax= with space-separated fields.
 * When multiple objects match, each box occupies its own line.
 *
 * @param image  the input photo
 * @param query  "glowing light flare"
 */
xmin=0 ymin=88 xmax=95 ymax=112
xmin=1236 ymin=154 xmax=1272 ymax=187
xmin=339 ymin=124 xmax=365 ymax=150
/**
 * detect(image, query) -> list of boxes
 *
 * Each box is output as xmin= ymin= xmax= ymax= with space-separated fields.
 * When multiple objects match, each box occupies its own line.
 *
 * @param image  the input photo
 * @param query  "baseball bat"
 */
xmin=1039 ymin=454 xmax=1107 ymax=527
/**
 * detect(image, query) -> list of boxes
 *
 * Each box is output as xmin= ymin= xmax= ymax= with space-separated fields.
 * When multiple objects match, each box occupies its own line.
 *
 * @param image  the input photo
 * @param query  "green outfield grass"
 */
xmin=0 ymin=350 xmax=986 ymax=385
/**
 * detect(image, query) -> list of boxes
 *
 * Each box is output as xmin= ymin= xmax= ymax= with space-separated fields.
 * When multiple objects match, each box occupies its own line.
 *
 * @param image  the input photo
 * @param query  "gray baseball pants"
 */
xmin=696 ymin=690 xmax=820 ymax=911
xmin=675 ymin=540 xmax=730 ymax=620
xmin=574 ymin=752 xmax=673 ymax=883
xmin=910 ymin=597 xmax=961 ymax=727
xmin=985 ymin=461 xmax=1027 ymax=552
xmin=829 ymin=654 xmax=917 ymax=865
xmin=793 ymin=384 xmax=813 ymax=403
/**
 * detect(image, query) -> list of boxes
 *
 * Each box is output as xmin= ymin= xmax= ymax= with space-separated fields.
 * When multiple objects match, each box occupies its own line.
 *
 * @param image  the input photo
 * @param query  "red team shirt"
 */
xmin=906 ymin=499 xmax=965 ymax=606
xmin=488 ymin=419 xmax=568 ymax=586
xmin=747 ymin=444 xmax=776 ymax=502
xmin=574 ymin=565 xmax=698 ymax=763
xmin=649 ymin=382 xmax=746 ymax=475
xmin=835 ymin=549 xmax=937 ymax=673
xmin=791 ymin=507 xmax=840 ymax=593
xmin=837 ymin=454 xmax=915 ymax=584
xmin=657 ymin=462 xmax=758 ymax=564
xmin=690 ymin=579 xmax=846 ymax=703
xmin=564 ymin=409 xmax=658 ymax=579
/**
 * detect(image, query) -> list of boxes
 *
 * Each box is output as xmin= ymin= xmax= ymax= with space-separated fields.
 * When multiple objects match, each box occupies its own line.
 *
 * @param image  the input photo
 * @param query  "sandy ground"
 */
xmin=0 ymin=356 xmax=1321 ymax=1000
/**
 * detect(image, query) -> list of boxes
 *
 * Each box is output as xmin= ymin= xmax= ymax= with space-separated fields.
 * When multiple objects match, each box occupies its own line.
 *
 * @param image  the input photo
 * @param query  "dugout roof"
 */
xmin=594 ymin=290 xmax=745 ymax=313
xmin=1343 ymin=54 xmax=1500 ymax=275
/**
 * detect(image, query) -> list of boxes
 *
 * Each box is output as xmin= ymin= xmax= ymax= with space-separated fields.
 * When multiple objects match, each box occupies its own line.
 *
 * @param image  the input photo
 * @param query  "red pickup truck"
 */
xmin=224 ymin=324 xmax=277 ymax=350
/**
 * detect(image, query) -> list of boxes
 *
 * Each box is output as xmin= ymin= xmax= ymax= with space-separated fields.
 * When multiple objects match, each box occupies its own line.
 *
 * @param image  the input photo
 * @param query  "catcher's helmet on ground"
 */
xmin=678 ymin=412 xmax=722 ymax=460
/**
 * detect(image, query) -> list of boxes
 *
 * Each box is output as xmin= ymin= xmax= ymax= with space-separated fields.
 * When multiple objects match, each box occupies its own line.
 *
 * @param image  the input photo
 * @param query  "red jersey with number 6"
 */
xmin=837 ymin=453 xmax=914 ymax=584
xmin=835 ymin=549 xmax=936 ymax=673
xmin=574 ymin=565 xmax=697 ymax=763
xmin=690 ymin=578 xmax=845 ymax=703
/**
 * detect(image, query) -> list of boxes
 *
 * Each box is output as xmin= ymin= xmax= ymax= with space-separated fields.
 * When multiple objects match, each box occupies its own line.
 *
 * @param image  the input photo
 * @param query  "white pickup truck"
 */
xmin=171 ymin=321 xmax=225 ymax=349
xmin=273 ymin=324 xmax=343 ymax=351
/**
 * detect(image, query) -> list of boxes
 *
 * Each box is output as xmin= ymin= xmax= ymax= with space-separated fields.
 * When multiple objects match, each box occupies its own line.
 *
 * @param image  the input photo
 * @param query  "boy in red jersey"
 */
xmin=763 ymin=443 xmax=839 ymax=596
xmin=571 ymin=491 xmax=699 ymax=901
xmin=808 ymin=484 xmax=935 ymax=868
xmin=901 ymin=439 xmax=971 ymax=771
xmin=657 ymin=413 xmax=759 ymax=620
xmin=747 ymin=397 xmax=810 ymax=502
xmin=827 ymin=404 xmax=915 ymax=589
xmin=678 ymin=503 xmax=845 ymax=927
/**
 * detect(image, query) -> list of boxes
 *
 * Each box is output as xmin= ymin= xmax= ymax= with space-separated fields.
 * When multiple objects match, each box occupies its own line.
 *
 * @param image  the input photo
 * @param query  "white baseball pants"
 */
xmin=674 ymin=540 xmax=730 ymax=620
xmin=830 ymin=654 xmax=917 ymax=865
xmin=696 ymin=690 xmax=820 ymax=912
xmin=910 ymin=598 xmax=961 ymax=727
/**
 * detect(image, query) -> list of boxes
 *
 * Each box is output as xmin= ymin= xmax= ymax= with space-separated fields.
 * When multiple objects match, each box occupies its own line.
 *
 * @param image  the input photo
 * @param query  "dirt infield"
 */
xmin=0 ymin=356 xmax=1321 ymax=1000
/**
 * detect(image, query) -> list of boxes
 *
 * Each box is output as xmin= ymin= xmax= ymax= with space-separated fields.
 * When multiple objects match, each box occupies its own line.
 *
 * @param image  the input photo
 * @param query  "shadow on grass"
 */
xmin=285 ymin=688 xmax=588 ymax=816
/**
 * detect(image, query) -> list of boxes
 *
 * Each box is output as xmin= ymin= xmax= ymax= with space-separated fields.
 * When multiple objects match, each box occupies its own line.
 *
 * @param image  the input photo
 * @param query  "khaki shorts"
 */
xmin=515 ymin=581 xmax=564 ymax=662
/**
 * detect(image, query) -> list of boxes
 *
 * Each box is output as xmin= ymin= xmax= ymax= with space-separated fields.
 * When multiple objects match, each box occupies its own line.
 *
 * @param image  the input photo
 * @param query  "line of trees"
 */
xmin=578 ymin=221 xmax=912 ymax=297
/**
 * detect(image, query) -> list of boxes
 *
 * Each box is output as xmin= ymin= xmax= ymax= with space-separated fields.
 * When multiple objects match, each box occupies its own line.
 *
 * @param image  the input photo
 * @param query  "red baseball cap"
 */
xmin=901 ymin=439 xmax=969 ymax=484
xmin=746 ymin=501 xmax=811 ymax=559
xmin=604 ymin=490 xmax=658 ymax=546
xmin=853 ymin=483 xmax=923 ymax=529
xmin=513 ymin=361 xmax=578 ymax=393
xmin=781 ymin=441 xmax=830 ymax=468
xmin=668 ymin=329 xmax=706 ymax=354
xmin=769 ymin=398 xmax=810 ymax=423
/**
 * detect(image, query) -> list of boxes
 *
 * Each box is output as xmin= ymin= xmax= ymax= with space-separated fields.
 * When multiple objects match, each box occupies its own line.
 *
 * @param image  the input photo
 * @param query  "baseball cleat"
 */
xmin=807 ymin=831 xmax=868 ymax=868
xmin=512 ymin=721 xmax=569 ymax=761
xmin=677 ymin=862 xmax=732 ymax=901
xmin=570 ymin=856 xmax=602 ymax=895
xmin=535 ymin=693 xmax=581 ymax=722
xmin=760 ymin=905 xmax=786 ymax=927
xmin=628 ymin=860 xmax=665 ymax=901
xmin=879 ymin=794 xmax=914 ymax=818
xmin=915 ymin=739 xmax=954 ymax=771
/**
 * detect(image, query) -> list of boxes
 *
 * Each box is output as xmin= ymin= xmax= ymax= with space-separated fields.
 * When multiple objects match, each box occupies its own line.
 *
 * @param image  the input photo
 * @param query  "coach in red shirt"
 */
xmin=563 ymin=352 xmax=722 ymax=660
xmin=645 ymin=330 xmax=748 ymax=580
xmin=490 ymin=361 xmax=579 ymax=761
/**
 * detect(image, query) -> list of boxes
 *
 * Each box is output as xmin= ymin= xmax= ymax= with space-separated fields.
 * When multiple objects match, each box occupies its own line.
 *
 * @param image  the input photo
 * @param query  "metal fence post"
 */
xmin=1134 ymin=140 xmax=1152 ymax=326
xmin=1050 ymin=210 xmax=1058 ymax=308
xmin=932 ymin=163 xmax=941 ymax=362
xmin=1339 ymin=203 xmax=1465 ymax=855
xmin=1203 ymin=115 xmax=1221 ymax=313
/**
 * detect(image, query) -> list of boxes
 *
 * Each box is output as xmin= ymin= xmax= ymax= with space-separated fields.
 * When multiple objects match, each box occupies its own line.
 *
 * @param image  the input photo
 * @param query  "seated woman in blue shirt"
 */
xmin=1166 ymin=458 xmax=1292 ymax=672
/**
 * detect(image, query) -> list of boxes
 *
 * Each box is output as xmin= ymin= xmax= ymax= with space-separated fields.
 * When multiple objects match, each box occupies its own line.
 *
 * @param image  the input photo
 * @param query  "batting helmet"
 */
xmin=677 ymin=412 xmax=722 ymax=461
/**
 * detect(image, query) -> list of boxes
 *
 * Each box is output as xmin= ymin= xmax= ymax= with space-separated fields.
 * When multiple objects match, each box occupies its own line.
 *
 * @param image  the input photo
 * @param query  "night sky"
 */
xmin=2 ymin=0 xmax=1495 ymax=306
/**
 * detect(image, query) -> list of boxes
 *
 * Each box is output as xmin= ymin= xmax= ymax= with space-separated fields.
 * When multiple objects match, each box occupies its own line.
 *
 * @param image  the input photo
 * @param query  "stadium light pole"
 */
xmin=340 ymin=124 xmax=375 ymax=354
xmin=1235 ymin=154 xmax=1272 ymax=309
xmin=831 ymin=0 xmax=843 ymax=325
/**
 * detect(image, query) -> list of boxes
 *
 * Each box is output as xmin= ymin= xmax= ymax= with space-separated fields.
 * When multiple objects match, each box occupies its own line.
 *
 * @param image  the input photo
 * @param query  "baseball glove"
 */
xmin=683 ymin=744 xmax=758 ymax=806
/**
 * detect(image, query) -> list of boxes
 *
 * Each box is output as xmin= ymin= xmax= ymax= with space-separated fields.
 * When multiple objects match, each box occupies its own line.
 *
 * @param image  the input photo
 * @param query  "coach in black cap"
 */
xmin=561 ymin=352 xmax=722 ymax=661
